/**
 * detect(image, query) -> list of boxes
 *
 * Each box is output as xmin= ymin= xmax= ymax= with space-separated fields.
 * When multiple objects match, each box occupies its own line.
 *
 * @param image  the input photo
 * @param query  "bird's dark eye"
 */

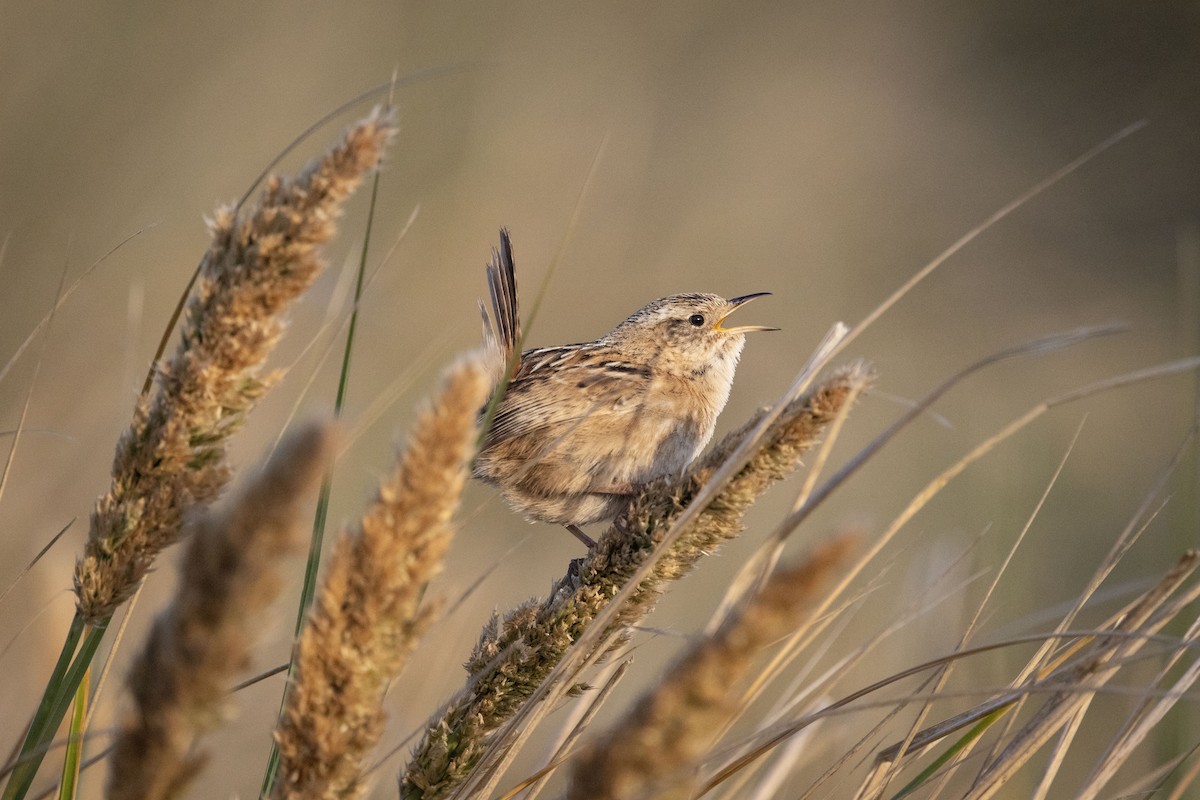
xmin=688 ymin=313 xmax=706 ymax=327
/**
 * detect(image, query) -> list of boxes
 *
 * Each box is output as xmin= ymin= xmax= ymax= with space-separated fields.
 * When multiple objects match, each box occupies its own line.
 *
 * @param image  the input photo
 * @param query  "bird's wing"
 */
xmin=485 ymin=346 xmax=652 ymax=444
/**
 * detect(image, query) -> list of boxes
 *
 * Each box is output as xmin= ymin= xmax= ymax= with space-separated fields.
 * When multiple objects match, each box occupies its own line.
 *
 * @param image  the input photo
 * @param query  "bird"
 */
xmin=473 ymin=229 xmax=777 ymax=547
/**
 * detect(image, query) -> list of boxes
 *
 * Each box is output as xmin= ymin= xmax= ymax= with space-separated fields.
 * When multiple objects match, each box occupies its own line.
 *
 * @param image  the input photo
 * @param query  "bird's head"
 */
xmin=605 ymin=292 xmax=777 ymax=374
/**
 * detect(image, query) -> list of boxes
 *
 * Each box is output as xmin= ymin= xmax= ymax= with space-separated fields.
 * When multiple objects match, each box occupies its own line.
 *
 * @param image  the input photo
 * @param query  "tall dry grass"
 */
xmin=0 ymin=103 xmax=1197 ymax=800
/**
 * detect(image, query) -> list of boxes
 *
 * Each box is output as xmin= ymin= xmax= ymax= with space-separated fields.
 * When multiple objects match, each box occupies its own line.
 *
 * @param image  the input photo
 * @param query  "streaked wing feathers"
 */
xmin=486 ymin=347 xmax=650 ymax=443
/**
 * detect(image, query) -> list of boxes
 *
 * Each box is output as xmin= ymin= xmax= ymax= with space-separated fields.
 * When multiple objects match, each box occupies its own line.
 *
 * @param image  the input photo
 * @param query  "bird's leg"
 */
xmin=560 ymin=483 xmax=644 ymax=547
xmin=565 ymin=524 xmax=597 ymax=548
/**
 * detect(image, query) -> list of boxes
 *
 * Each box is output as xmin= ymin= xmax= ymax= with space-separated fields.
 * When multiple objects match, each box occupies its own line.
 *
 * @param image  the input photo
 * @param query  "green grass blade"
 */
xmin=2 ymin=619 xmax=104 ymax=800
xmin=2 ymin=615 xmax=83 ymax=797
xmin=887 ymin=705 xmax=1010 ymax=800
xmin=56 ymin=678 xmax=87 ymax=800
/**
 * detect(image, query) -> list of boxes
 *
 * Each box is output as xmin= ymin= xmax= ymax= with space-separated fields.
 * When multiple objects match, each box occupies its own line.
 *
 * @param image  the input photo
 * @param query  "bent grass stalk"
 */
xmin=867 ymin=420 xmax=1089 ymax=799
xmin=691 ymin=360 xmax=1200 ymax=797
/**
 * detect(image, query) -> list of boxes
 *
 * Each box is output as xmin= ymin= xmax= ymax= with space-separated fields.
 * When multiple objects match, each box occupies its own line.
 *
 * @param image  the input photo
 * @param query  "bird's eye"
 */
xmin=688 ymin=313 xmax=706 ymax=327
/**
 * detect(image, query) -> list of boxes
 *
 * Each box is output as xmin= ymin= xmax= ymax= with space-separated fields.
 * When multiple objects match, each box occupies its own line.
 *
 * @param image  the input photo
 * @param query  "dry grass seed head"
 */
xmin=271 ymin=356 xmax=489 ymax=800
xmin=106 ymin=422 xmax=334 ymax=800
xmin=565 ymin=535 xmax=857 ymax=800
xmin=75 ymin=110 xmax=396 ymax=623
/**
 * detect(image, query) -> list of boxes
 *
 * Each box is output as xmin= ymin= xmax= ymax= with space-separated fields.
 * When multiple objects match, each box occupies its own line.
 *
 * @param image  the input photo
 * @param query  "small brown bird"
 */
xmin=474 ymin=229 xmax=777 ymax=546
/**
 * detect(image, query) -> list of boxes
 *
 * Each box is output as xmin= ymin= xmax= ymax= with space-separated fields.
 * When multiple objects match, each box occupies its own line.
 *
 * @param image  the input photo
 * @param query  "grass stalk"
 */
xmin=55 ymin=681 xmax=85 ymax=800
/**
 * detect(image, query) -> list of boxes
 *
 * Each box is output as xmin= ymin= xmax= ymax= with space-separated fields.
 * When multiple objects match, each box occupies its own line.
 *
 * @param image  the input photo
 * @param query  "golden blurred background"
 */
xmin=2 ymin=2 xmax=1198 ymax=797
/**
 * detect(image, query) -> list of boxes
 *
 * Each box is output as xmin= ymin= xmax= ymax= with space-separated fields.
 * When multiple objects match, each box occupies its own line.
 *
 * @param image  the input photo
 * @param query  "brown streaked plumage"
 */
xmin=474 ymin=229 xmax=777 ymax=546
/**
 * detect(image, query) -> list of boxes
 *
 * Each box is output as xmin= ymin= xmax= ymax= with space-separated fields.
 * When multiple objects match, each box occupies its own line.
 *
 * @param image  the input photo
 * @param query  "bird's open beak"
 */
xmin=716 ymin=292 xmax=780 ymax=333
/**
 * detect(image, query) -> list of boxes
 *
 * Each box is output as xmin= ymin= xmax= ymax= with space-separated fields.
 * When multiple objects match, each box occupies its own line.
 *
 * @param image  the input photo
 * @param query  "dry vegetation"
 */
xmin=0 ymin=107 xmax=1197 ymax=800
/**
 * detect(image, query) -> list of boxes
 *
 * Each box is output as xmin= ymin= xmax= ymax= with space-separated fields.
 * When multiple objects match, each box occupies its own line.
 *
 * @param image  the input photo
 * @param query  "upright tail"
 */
xmin=481 ymin=228 xmax=521 ymax=377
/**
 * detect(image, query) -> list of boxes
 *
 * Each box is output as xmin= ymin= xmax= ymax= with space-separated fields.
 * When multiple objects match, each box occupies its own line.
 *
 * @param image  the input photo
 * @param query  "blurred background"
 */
xmin=2 ymin=2 xmax=1198 ymax=797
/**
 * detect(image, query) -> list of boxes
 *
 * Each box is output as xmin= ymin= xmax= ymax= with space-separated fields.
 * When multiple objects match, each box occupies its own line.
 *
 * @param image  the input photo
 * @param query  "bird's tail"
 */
xmin=481 ymin=227 xmax=521 ymax=377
